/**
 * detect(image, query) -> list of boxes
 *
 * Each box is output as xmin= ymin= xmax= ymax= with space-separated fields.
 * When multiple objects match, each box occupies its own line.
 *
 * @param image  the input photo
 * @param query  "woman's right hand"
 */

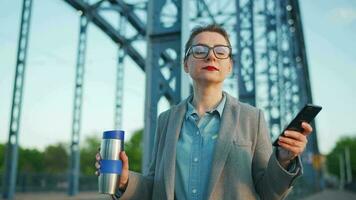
xmin=95 ymin=150 xmax=130 ymax=190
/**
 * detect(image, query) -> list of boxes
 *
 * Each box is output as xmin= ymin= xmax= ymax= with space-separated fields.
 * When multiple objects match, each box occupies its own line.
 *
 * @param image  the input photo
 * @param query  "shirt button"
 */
xmin=193 ymin=157 xmax=199 ymax=162
xmin=196 ymin=131 xmax=199 ymax=135
xmin=192 ymin=189 xmax=197 ymax=194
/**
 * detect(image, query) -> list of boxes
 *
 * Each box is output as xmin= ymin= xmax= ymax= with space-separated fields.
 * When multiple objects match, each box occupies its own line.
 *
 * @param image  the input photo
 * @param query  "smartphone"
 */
xmin=272 ymin=104 xmax=322 ymax=146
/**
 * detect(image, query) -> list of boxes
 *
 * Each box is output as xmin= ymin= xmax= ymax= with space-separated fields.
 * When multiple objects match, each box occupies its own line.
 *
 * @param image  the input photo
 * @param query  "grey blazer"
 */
xmin=119 ymin=92 xmax=302 ymax=200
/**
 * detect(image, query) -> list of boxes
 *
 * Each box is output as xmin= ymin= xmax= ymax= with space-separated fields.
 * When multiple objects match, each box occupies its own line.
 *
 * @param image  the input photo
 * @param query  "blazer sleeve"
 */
xmin=252 ymin=109 xmax=303 ymax=200
xmin=118 ymin=110 xmax=169 ymax=200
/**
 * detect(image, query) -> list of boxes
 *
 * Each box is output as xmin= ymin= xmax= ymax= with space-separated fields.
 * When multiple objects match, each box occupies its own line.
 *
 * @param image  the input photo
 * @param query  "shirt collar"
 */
xmin=185 ymin=93 xmax=226 ymax=120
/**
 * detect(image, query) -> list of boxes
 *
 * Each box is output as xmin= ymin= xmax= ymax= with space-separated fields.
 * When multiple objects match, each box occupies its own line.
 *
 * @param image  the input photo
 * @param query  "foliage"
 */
xmin=326 ymin=136 xmax=356 ymax=179
xmin=0 ymin=143 xmax=5 ymax=173
xmin=43 ymin=143 xmax=68 ymax=173
xmin=80 ymin=134 xmax=101 ymax=176
xmin=125 ymin=129 xmax=143 ymax=172
xmin=18 ymin=147 xmax=44 ymax=173
xmin=0 ymin=130 xmax=144 ymax=175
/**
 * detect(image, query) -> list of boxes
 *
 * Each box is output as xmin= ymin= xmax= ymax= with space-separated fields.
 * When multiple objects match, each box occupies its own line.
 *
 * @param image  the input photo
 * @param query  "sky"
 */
xmin=0 ymin=0 xmax=355 ymax=154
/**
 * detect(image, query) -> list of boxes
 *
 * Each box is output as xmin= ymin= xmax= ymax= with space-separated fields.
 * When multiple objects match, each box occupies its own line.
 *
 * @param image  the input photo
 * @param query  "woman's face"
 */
xmin=184 ymin=31 xmax=233 ymax=85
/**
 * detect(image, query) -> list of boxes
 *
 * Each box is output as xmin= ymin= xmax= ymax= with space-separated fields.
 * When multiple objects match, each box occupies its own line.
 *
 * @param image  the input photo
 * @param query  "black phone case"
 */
xmin=272 ymin=104 xmax=322 ymax=146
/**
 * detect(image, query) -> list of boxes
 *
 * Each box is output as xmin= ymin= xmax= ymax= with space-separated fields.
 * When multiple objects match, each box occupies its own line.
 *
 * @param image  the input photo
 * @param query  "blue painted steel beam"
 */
xmin=62 ymin=0 xmax=146 ymax=70
xmin=143 ymin=0 xmax=186 ymax=174
xmin=108 ymin=0 xmax=146 ymax=36
xmin=287 ymin=0 xmax=322 ymax=192
xmin=2 ymin=0 xmax=33 ymax=199
xmin=114 ymin=16 xmax=126 ymax=130
xmin=62 ymin=0 xmax=175 ymax=78
xmin=264 ymin=0 xmax=282 ymax=139
xmin=236 ymin=0 xmax=256 ymax=106
xmin=197 ymin=0 xmax=216 ymax=24
xmin=68 ymin=13 xmax=88 ymax=196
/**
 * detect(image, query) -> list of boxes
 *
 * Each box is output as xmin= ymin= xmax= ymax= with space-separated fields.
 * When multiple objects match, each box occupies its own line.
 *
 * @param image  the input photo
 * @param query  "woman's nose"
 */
xmin=205 ymin=49 xmax=217 ymax=61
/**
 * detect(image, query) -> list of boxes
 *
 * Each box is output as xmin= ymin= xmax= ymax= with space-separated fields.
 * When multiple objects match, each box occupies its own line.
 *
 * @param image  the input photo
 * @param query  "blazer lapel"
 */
xmin=206 ymin=93 xmax=240 ymax=199
xmin=163 ymin=99 xmax=188 ymax=200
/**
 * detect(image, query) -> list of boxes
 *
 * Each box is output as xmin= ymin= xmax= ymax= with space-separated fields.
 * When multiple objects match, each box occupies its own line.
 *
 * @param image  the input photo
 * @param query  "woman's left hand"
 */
xmin=277 ymin=122 xmax=313 ymax=168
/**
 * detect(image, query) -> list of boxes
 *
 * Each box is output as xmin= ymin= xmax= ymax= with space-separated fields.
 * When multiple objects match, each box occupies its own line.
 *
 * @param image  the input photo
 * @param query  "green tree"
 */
xmin=80 ymin=134 xmax=101 ymax=176
xmin=0 ymin=144 xmax=44 ymax=173
xmin=18 ymin=147 xmax=44 ymax=173
xmin=43 ymin=143 xmax=68 ymax=173
xmin=0 ymin=143 xmax=5 ymax=173
xmin=125 ymin=129 xmax=143 ymax=172
xmin=326 ymin=136 xmax=356 ymax=179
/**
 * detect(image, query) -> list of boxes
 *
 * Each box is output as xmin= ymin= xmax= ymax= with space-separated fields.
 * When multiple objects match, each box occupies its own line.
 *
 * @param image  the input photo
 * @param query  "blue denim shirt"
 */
xmin=175 ymin=94 xmax=226 ymax=200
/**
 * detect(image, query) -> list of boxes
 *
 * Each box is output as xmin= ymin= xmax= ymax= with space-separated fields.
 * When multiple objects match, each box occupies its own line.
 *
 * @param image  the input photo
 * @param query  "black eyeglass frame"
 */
xmin=185 ymin=44 xmax=232 ymax=60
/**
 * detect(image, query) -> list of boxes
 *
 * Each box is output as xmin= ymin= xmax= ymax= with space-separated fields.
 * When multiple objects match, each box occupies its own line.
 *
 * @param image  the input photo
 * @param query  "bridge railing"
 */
xmin=0 ymin=173 xmax=97 ymax=193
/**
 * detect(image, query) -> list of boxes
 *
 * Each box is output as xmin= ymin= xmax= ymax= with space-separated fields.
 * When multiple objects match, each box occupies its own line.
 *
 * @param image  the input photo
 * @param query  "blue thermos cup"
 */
xmin=98 ymin=130 xmax=125 ymax=194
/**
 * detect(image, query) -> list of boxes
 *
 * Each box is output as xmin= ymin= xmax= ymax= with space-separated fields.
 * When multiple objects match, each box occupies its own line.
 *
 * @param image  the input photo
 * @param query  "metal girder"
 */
xmin=276 ymin=0 xmax=295 ymax=125
xmin=288 ymin=0 xmax=322 ymax=193
xmin=62 ymin=0 xmax=146 ymax=70
xmin=196 ymin=0 xmax=216 ymax=23
xmin=264 ymin=0 xmax=281 ymax=139
xmin=2 ymin=0 xmax=33 ymax=199
xmin=62 ymin=0 xmax=175 ymax=80
xmin=288 ymin=0 xmax=313 ymax=108
xmin=114 ymin=16 xmax=126 ymax=130
xmin=107 ymin=0 xmax=146 ymax=35
xmin=68 ymin=13 xmax=88 ymax=196
xmin=236 ymin=0 xmax=256 ymax=106
xmin=191 ymin=0 xmax=239 ymax=28
xmin=271 ymin=0 xmax=321 ymax=195
xmin=143 ymin=0 xmax=187 ymax=174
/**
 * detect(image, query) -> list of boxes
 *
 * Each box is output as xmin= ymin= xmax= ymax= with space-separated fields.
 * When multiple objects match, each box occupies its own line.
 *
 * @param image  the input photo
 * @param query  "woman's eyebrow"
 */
xmin=193 ymin=43 xmax=227 ymax=47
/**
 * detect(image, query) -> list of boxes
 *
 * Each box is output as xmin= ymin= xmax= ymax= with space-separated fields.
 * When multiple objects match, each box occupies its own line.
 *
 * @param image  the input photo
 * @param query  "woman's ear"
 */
xmin=228 ymin=59 xmax=233 ymax=74
xmin=184 ymin=60 xmax=189 ymax=73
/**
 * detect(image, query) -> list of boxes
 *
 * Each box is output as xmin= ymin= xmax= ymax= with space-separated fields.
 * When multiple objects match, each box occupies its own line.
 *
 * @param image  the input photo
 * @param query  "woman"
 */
xmin=96 ymin=24 xmax=313 ymax=200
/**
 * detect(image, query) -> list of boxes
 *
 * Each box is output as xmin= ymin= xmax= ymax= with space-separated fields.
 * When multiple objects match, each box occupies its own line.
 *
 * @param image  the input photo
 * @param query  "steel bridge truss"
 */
xmin=3 ymin=0 xmax=320 ymax=199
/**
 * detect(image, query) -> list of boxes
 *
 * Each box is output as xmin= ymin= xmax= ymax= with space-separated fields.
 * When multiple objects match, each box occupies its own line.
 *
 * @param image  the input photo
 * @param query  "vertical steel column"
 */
xmin=288 ymin=0 xmax=319 ymax=155
xmin=282 ymin=1 xmax=301 ymax=119
xmin=289 ymin=0 xmax=313 ymax=107
xmin=264 ymin=0 xmax=281 ymax=139
xmin=2 ymin=0 xmax=33 ymax=199
xmin=236 ymin=0 xmax=256 ymax=106
xmin=288 ymin=0 xmax=322 ymax=192
xmin=114 ymin=16 xmax=126 ymax=130
xmin=68 ymin=13 xmax=88 ymax=196
xmin=345 ymin=147 xmax=352 ymax=184
xmin=143 ymin=0 xmax=185 ymax=174
xmin=276 ymin=0 xmax=294 ymax=126
xmin=339 ymin=153 xmax=345 ymax=189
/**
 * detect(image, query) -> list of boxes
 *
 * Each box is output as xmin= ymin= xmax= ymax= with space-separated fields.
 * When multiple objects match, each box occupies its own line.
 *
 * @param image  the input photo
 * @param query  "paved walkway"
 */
xmin=9 ymin=189 xmax=356 ymax=200
xmin=13 ymin=192 xmax=109 ymax=200
xmin=303 ymin=189 xmax=356 ymax=200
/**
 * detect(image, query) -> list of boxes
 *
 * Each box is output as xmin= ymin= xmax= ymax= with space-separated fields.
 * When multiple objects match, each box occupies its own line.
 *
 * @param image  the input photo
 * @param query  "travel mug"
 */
xmin=98 ymin=130 xmax=125 ymax=194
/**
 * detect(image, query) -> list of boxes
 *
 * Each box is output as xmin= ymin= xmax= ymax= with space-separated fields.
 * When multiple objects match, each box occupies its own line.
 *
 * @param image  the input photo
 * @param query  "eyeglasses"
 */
xmin=185 ymin=44 xmax=232 ymax=60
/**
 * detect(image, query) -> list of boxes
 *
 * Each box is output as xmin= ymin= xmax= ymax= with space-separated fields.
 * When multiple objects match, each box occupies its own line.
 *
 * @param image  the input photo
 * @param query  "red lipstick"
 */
xmin=203 ymin=66 xmax=219 ymax=71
